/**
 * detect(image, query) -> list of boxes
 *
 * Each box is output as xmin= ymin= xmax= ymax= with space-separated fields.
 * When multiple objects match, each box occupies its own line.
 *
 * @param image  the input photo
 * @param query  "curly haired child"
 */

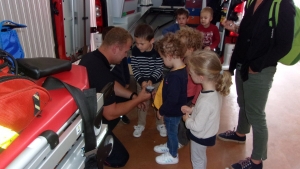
xmin=175 ymin=27 xmax=203 ymax=148
xmin=153 ymin=33 xmax=187 ymax=165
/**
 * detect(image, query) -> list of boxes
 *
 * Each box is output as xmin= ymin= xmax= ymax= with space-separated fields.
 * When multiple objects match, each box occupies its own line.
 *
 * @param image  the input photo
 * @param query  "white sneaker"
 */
xmin=157 ymin=124 xmax=167 ymax=137
xmin=133 ymin=125 xmax=145 ymax=137
xmin=178 ymin=143 xmax=184 ymax=149
xmin=155 ymin=152 xmax=178 ymax=165
xmin=154 ymin=143 xmax=169 ymax=153
xmin=154 ymin=142 xmax=184 ymax=153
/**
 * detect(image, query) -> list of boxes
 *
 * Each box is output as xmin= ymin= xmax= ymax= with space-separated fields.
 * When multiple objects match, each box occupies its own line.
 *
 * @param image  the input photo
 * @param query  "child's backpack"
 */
xmin=247 ymin=0 xmax=300 ymax=65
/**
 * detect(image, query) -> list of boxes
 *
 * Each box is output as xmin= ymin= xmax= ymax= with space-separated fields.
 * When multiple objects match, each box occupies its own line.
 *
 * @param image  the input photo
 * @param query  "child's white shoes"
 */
xmin=154 ymin=142 xmax=184 ymax=153
xmin=155 ymin=152 xmax=178 ymax=164
xmin=156 ymin=124 xmax=167 ymax=137
xmin=133 ymin=125 xmax=145 ymax=137
xmin=154 ymin=143 xmax=169 ymax=153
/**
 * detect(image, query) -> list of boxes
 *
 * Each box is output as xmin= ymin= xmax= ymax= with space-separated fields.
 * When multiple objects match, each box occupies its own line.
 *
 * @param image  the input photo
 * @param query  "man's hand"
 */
xmin=136 ymin=87 xmax=151 ymax=102
xmin=221 ymin=19 xmax=235 ymax=32
xmin=132 ymin=87 xmax=151 ymax=111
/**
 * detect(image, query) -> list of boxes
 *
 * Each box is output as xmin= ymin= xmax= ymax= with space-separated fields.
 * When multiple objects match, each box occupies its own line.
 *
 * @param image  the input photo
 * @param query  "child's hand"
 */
xmin=156 ymin=110 xmax=162 ymax=120
xmin=137 ymin=101 xmax=147 ymax=111
xmin=147 ymin=80 xmax=153 ymax=86
xmin=141 ymin=81 xmax=148 ymax=88
xmin=189 ymin=103 xmax=195 ymax=108
xmin=204 ymin=46 xmax=211 ymax=50
xmin=182 ymin=113 xmax=189 ymax=122
xmin=181 ymin=105 xmax=192 ymax=115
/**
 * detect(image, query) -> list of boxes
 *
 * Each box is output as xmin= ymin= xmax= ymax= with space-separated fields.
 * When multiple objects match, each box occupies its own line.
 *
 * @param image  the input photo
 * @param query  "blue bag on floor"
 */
xmin=0 ymin=20 xmax=27 ymax=59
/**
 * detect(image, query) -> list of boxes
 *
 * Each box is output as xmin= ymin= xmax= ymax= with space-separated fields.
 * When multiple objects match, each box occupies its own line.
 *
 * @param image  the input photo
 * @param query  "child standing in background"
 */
xmin=196 ymin=7 xmax=220 ymax=51
xmin=154 ymin=33 xmax=187 ymax=165
xmin=162 ymin=8 xmax=189 ymax=35
xmin=175 ymin=27 xmax=203 ymax=148
xmin=182 ymin=50 xmax=232 ymax=169
xmin=131 ymin=24 xmax=165 ymax=138
xmin=175 ymin=27 xmax=203 ymax=106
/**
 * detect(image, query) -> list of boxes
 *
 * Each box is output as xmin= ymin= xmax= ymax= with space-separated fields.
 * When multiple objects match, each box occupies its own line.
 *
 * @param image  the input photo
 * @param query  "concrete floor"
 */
xmin=104 ymin=62 xmax=300 ymax=169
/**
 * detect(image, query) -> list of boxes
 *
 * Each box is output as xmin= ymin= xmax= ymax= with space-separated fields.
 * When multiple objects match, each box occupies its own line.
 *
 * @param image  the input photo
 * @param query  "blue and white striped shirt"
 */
xmin=131 ymin=45 xmax=163 ymax=85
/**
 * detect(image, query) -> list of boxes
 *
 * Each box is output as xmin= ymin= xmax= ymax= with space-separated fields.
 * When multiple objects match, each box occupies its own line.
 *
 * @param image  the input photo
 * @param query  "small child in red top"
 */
xmin=196 ymin=7 xmax=220 ymax=51
xmin=175 ymin=27 xmax=203 ymax=106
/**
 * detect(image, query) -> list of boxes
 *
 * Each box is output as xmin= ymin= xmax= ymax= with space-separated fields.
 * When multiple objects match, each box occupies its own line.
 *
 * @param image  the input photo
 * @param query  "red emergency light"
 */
xmin=95 ymin=0 xmax=103 ymax=32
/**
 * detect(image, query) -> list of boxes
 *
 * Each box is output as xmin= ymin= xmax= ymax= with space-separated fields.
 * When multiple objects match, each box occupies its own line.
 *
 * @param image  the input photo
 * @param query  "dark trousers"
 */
xmin=178 ymin=119 xmax=189 ymax=145
xmin=177 ymin=96 xmax=193 ymax=146
xmin=235 ymin=65 xmax=276 ymax=160
xmin=103 ymin=116 xmax=129 ymax=168
xmin=104 ymin=130 xmax=129 ymax=168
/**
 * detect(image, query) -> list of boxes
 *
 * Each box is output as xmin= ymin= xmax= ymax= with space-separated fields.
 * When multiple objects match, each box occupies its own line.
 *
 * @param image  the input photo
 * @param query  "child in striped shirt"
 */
xmin=131 ymin=24 xmax=165 ymax=138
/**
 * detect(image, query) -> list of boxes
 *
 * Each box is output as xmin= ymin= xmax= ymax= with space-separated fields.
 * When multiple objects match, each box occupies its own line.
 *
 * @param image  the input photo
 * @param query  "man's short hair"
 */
xmin=134 ymin=24 xmax=154 ymax=41
xmin=102 ymin=26 xmax=115 ymax=40
xmin=176 ymin=8 xmax=189 ymax=18
xmin=102 ymin=27 xmax=132 ymax=46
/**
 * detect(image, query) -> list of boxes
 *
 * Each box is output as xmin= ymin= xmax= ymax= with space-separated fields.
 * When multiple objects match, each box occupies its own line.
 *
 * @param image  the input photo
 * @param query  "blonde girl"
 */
xmin=182 ymin=50 xmax=232 ymax=169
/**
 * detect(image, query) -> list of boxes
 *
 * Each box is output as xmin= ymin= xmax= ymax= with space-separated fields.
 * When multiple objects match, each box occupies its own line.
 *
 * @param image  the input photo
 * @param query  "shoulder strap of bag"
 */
xmin=266 ymin=0 xmax=281 ymax=47
xmin=42 ymin=76 xmax=97 ymax=158
xmin=269 ymin=0 xmax=281 ymax=28
xmin=246 ymin=0 xmax=254 ymax=8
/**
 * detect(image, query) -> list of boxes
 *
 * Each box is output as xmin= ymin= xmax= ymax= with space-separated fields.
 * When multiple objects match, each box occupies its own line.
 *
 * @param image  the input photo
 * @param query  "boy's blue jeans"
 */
xmin=235 ymin=64 xmax=276 ymax=160
xmin=164 ymin=116 xmax=181 ymax=157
